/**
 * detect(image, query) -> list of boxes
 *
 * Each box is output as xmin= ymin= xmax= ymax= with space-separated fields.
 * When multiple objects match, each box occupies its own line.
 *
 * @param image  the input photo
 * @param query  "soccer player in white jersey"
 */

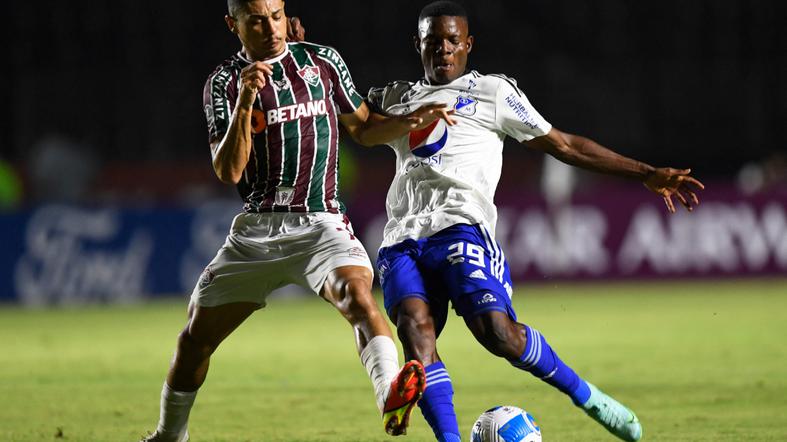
xmin=140 ymin=1 xmax=457 ymax=441
xmin=366 ymin=2 xmax=705 ymax=441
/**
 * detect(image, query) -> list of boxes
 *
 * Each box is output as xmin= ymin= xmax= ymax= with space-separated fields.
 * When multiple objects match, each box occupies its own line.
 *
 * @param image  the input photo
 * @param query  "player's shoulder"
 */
xmin=366 ymin=81 xmax=416 ymax=115
xmin=369 ymin=80 xmax=416 ymax=100
xmin=469 ymin=71 xmax=522 ymax=95
xmin=206 ymin=53 xmax=244 ymax=84
xmin=293 ymin=41 xmax=347 ymax=64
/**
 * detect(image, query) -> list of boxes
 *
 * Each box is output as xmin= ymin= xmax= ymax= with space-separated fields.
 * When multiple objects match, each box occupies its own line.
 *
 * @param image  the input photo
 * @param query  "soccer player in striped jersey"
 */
xmin=366 ymin=2 xmax=705 ymax=442
xmin=140 ymin=1 xmax=455 ymax=441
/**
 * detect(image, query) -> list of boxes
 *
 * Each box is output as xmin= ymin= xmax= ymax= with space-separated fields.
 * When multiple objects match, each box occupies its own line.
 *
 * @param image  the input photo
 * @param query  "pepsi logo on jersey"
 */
xmin=408 ymin=118 xmax=448 ymax=158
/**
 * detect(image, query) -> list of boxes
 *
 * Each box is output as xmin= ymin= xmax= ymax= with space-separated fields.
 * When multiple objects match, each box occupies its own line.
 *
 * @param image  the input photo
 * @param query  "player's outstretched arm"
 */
xmin=339 ymin=102 xmax=456 ymax=147
xmin=211 ymin=62 xmax=272 ymax=184
xmin=524 ymin=128 xmax=705 ymax=213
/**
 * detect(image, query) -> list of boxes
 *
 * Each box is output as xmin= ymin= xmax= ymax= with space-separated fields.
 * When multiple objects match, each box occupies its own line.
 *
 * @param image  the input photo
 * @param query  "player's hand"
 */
xmin=643 ymin=168 xmax=705 ymax=213
xmin=286 ymin=17 xmax=306 ymax=42
xmin=402 ymin=103 xmax=457 ymax=130
xmin=238 ymin=62 xmax=273 ymax=109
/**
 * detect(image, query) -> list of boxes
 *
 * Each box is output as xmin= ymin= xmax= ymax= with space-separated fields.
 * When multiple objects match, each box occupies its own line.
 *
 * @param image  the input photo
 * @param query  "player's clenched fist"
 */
xmin=238 ymin=62 xmax=273 ymax=108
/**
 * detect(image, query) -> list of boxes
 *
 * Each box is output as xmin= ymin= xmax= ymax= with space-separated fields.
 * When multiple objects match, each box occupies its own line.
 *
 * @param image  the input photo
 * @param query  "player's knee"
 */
xmin=396 ymin=306 xmax=436 ymax=344
xmin=177 ymin=328 xmax=217 ymax=359
xmin=340 ymin=277 xmax=377 ymax=320
xmin=395 ymin=306 xmax=437 ymax=360
xmin=397 ymin=307 xmax=433 ymax=336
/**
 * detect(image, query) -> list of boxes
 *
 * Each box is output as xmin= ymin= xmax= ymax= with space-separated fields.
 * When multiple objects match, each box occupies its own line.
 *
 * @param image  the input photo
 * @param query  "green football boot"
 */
xmin=580 ymin=383 xmax=642 ymax=441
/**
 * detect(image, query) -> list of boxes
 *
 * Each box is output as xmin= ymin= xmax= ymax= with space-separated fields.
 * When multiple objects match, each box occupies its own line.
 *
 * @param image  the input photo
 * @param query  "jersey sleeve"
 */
xmin=202 ymin=67 xmax=236 ymax=144
xmin=494 ymin=76 xmax=552 ymax=142
xmin=366 ymin=81 xmax=413 ymax=116
xmin=314 ymin=46 xmax=364 ymax=114
xmin=366 ymin=86 xmax=387 ymax=115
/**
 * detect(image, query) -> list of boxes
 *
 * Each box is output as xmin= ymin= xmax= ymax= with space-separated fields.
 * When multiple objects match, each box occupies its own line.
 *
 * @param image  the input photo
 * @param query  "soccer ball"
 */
xmin=470 ymin=406 xmax=542 ymax=442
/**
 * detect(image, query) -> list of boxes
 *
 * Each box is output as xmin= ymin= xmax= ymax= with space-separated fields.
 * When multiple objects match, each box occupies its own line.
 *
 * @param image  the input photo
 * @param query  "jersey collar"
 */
xmin=418 ymin=70 xmax=476 ymax=88
xmin=237 ymin=43 xmax=292 ymax=64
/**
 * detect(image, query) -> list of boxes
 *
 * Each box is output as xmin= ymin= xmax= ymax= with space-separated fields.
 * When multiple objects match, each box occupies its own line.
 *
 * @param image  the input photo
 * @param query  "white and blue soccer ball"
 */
xmin=470 ymin=406 xmax=542 ymax=442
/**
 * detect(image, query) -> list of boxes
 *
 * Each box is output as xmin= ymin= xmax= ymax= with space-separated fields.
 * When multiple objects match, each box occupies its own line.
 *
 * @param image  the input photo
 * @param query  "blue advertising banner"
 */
xmin=0 ymin=202 xmax=238 ymax=305
xmin=1 ymin=187 xmax=786 ymax=305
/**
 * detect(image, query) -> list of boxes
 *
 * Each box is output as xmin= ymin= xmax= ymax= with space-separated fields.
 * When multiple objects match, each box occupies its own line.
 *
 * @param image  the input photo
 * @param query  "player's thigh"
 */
xmin=287 ymin=213 xmax=374 ymax=295
xmin=379 ymin=243 xmax=452 ymax=335
xmin=378 ymin=243 xmax=429 ymax=316
xmin=191 ymin=214 xmax=290 ymax=309
xmin=427 ymin=224 xmax=518 ymax=321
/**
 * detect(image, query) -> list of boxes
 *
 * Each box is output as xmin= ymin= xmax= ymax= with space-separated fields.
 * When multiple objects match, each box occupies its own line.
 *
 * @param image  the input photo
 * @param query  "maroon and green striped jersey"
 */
xmin=202 ymin=42 xmax=364 ymax=213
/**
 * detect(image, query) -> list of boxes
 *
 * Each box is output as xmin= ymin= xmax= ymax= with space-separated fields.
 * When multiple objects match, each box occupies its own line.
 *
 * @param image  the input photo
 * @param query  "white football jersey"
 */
xmin=367 ymin=71 xmax=552 ymax=248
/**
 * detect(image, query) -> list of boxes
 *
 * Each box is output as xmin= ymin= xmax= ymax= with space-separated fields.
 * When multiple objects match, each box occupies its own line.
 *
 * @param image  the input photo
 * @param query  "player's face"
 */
xmin=415 ymin=16 xmax=473 ymax=85
xmin=226 ymin=0 xmax=287 ymax=60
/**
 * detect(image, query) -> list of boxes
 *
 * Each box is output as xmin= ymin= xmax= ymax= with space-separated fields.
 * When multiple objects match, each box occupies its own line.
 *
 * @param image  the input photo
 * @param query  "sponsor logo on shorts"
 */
xmin=478 ymin=293 xmax=497 ymax=305
xmin=347 ymin=246 xmax=367 ymax=258
xmin=377 ymin=262 xmax=388 ymax=285
xmin=469 ymin=269 xmax=487 ymax=280
xmin=198 ymin=266 xmax=215 ymax=288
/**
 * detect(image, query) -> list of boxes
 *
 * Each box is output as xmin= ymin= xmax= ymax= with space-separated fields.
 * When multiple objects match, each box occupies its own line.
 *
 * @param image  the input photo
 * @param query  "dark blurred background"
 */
xmin=2 ymin=0 xmax=785 ymax=205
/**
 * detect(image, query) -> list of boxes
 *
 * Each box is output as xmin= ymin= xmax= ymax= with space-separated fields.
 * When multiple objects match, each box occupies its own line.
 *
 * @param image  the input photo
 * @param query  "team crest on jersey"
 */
xmin=408 ymin=118 xmax=448 ymax=158
xmin=297 ymin=66 xmax=321 ymax=87
xmin=454 ymin=95 xmax=477 ymax=116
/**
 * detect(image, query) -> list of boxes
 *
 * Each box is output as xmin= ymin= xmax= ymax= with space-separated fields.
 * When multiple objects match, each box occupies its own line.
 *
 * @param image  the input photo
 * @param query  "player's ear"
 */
xmin=414 ymin=35 xmax=421 ymax=54
xmin=225 ymin=15 xmax=238 ymax=34
xmin=467 ymin=35 xmax=474 ymax=53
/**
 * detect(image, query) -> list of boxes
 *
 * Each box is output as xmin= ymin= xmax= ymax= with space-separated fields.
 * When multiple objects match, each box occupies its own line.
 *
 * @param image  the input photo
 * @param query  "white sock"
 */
xmin=156 ymin=382 xmax=197 ymax=438
xmin=359 ymin=336 xmax=400 ymax=412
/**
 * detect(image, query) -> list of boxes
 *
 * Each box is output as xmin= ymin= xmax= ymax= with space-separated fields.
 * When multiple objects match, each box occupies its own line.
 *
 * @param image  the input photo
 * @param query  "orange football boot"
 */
xmin=383 ymin=360 xmax=427 ymax=436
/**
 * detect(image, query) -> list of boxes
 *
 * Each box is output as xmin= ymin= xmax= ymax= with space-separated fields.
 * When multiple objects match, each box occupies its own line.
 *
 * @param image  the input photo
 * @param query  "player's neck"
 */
xmin=243 ymin=45 xmax=288 ymax=63
xmin=423 ymin=74 xmax=463 ymax=86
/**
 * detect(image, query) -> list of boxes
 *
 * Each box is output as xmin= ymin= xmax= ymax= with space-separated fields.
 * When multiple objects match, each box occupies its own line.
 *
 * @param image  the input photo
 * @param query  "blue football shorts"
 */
xmin=377 ymin=223 xmax=517 ymax=334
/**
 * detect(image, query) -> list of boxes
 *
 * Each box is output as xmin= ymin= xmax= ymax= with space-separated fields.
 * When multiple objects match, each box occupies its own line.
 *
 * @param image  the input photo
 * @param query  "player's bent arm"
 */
xmin=524 ymin=128 xmax=655 ymax=180
xmin=339 ymin=102 xmax=456 ymax=147
xmin=210 ymin=89 xmax=257 ymax=184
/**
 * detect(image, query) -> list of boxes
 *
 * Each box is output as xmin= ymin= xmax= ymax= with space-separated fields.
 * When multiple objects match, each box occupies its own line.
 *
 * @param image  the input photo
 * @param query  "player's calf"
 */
xmin=393 ymin=298 xmax=440 ymax=364
xmin=507 ymin=325 xmax=591 ymax=404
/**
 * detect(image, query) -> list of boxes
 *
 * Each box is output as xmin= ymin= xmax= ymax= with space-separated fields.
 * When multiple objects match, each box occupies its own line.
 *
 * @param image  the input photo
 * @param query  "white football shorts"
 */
xmin=191 ymin=212 xmax=373 ymax=308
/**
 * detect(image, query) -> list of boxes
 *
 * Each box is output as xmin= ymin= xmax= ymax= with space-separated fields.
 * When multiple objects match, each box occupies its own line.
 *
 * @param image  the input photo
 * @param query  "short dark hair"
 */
xmin=227 ymin=0 xmax=252 ymax=17
xmin=418 ymin=1 xmax=468 ymax=22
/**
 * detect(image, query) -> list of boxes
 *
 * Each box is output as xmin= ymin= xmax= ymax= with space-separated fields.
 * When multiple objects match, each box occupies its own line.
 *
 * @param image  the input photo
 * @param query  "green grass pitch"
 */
xmin=1 ymin=280 xmax=786 ymax=441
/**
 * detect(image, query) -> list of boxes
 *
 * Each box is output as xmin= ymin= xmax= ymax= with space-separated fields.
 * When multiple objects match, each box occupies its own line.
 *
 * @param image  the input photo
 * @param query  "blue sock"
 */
xmin=419 ymin=362 xmax=461 ymax=442
xmin=510 ymin=326 xmax=592 ymax=406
